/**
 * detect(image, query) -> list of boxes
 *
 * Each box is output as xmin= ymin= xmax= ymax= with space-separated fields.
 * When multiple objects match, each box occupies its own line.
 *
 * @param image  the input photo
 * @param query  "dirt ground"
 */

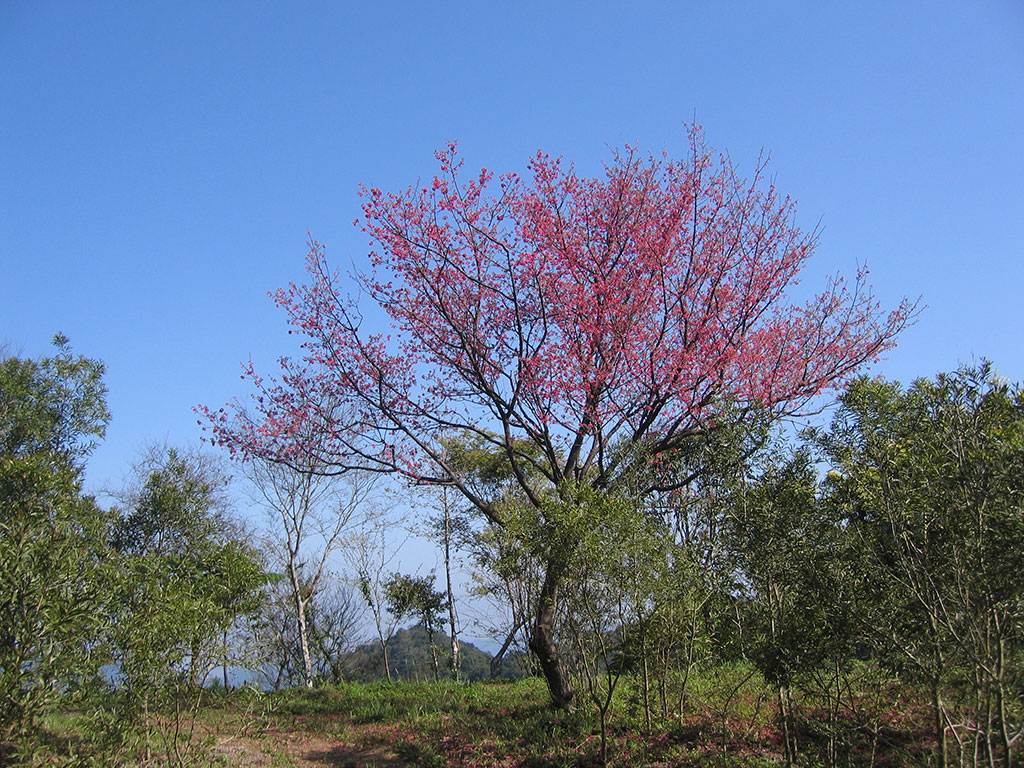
xmin=214 ymin=732 xmax=406 ymax=768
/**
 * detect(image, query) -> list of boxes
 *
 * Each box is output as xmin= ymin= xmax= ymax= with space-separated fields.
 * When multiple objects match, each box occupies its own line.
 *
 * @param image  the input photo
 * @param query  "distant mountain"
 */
xmin=341 ymin=624 xmax=527 ymax=683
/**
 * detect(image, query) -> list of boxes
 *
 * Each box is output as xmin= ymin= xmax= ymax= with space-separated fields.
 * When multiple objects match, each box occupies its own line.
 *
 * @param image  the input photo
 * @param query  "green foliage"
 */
xmin=0 ymin=336 xmax=112 ymax=748
xmin=0 ymin=457 xmax=112 ymax=745
xmin=10 ymin=332 xmax=1024 ymax=768
xmin=816 ymin=364 xmax=1024 ymax=767
xmin=107 ymin=447 xmax=266 ymax=760
xmin=727 ymin=447 xmax=852 ymax=687
xmin=384 ymin=573 xmax=447 ymax=634
xmin=0 ymin=333 xmax=109 ymax=464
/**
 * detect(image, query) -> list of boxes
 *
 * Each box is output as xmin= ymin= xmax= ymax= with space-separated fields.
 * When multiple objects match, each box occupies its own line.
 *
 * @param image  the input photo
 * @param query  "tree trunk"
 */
xmin=223 ymin=630 xmax=231 ymax=692
xmin=779 ymin=685 xmax=794 ymax=767
xmin=222 ymin=627 xmax=230 ymax=692
xmin=423 ymin=624 xmax=441 ymax=682
xmin=932 ymin=678 xmax=947 ymax=768
xmin=528 ymin=560 xmax=574 ymax=708
xmin=641 ymin=648 xmax=651 ymax=732
xmin=997 ymin=635 xmax=1013 ymax=768
xmin=289 ymin=562 xmax=314 ymax=688
xmin=442 ymin=492 xmax=461 ymax=682
xmin=380 ymin=635 xmax=392 ymax=682
xmin=490 ymin=621 xmax=521 ymax=679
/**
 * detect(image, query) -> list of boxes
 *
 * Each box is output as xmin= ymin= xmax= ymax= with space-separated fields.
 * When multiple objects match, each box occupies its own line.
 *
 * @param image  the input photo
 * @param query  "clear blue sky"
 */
xmin=3 ymin=1 xmax=1023 ymax=496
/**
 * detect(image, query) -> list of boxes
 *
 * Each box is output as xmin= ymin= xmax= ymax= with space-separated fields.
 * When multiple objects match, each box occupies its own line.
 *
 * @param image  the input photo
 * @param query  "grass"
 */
xmin=200 ymin=673 xmax=908 ymax=767
xmin=20 ymin=668 xmax=940 ymax=767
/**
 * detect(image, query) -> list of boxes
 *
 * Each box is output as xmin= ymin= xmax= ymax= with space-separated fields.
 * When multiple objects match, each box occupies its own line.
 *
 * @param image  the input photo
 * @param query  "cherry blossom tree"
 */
xmin=200 ymin=127 xmax=914 ymax=707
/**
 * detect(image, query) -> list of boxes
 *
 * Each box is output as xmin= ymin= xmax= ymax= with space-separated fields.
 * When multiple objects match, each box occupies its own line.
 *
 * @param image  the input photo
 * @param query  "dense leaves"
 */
xmin=109 ymin=449 xmax=265 ymax=718
xmin=0 ymin=336 xmax=112 ymax=747
xmin=818 ymin=365 xmax=1024 ymax=766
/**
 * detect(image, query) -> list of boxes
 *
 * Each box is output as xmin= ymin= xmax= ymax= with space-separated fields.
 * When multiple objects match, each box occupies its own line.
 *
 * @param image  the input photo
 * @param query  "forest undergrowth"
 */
xmin=21 ymin=670 xmax=945 ymax=768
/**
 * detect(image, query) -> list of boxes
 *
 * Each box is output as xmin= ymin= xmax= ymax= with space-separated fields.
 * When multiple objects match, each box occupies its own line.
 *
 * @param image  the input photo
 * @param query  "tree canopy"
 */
xmin=0 ymin=335 xmax=111 ymax=745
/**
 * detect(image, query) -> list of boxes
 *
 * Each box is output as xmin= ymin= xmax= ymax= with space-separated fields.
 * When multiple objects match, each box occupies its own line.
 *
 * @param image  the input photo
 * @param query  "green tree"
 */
xmin=819 ymin=365 xmax=1024 ymax=768
xmin=383 ymin=573 xmax=447 ymax=681
xmin=0 ymin=335 xmax=111 ymax=749
xmin=108 ymin=447 xmax=265 ymax=762
xmin=556 ymin=486 xmax=666 ymax=766
xmin=439 ymin=433 xmax=543 ymax=681
xmin=726 ymin=445 xmax=862 ymax=766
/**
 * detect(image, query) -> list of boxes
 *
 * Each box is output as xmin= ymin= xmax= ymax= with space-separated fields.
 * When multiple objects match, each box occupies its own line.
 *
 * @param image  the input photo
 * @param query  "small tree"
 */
xmin=725 ymin=445 xmax=861 ymax=766
xmin=417 ymin=485 xmax=468 ymax=681
xmin=440 ymin=432 xmax=543 ymax=680
xmin=255 ymin=574 xmax=362 ymax=687
xmin=383 ymin=573 xmax=447 ymax=681
xmin=109 ymin=447 xmax=264 ymax=762
xmin=558 ymin=487 xmax=666 ymax=766
xmin=438 ymin=488 xmax=463 ymax=682
xmin=241 ymin=443 xmax=374 ymax=689
xmin=351 ymin=517 xmax=405 ymax=682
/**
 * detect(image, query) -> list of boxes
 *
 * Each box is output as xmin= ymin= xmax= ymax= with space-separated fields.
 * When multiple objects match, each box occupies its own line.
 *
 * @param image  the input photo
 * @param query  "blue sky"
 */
xmin=3 ymin=1 xmax=1023 ymax=499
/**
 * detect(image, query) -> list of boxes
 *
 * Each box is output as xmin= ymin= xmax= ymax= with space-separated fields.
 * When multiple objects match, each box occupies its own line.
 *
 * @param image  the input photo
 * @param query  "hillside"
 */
xmin=341 ymin=624 xmax=526 ymax=683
